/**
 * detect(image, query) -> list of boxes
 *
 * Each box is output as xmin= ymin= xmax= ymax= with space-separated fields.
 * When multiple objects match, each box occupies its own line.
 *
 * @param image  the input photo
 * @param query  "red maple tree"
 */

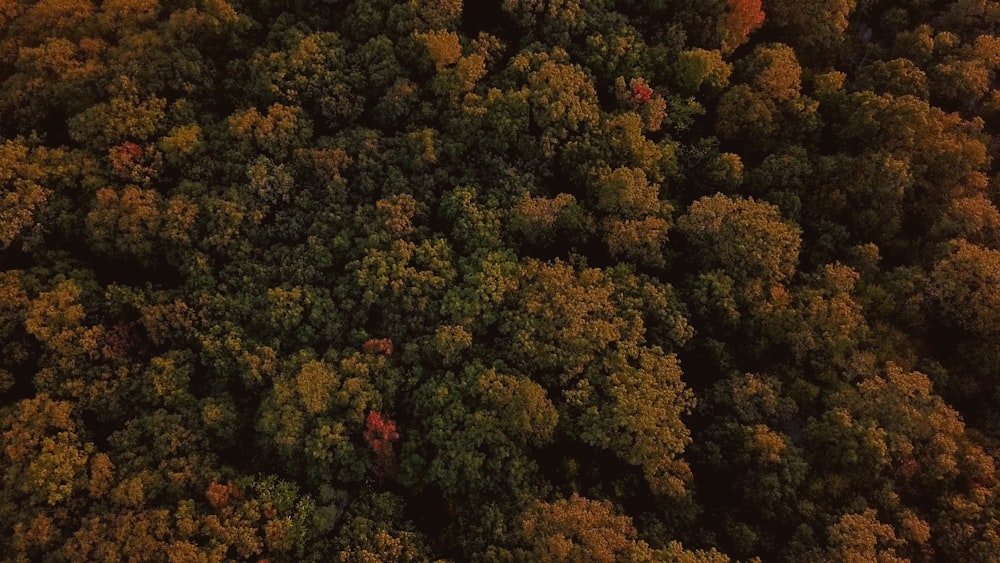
xmin=719 ymin=0 xmax=765 ymax=54
xmin=109 ymin=141 xmax=144 ymax=173
xmin=363 ymin=411 xmax=400 ymax=480
xmin=631 ymin=79 xmax=653 ymax=103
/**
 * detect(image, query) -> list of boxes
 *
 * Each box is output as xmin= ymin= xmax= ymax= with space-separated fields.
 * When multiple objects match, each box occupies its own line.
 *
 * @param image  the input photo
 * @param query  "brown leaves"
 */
xmin=206 ymin=482 xmax=232 ymax=509
xmin=363 ymin=338 xmax=394 ymax=356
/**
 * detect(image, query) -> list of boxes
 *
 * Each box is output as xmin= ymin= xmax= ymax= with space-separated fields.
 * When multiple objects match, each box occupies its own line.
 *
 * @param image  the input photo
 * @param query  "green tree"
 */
xmin=248 ymin=30 xmax=364 ymax=128
xmin=690 ymin=373 xmax=809 ymax=559
xmin=675 ymin=48 xmax=732 ymax=95
xmin=256 ymin=355 xmax=380 ymax=486
xmin=924 ymin=239 xmax=1000 ymax=413
xmin=333 ymin=491 xmax=432 ymax=562
xmin=398 ymin=363 xmax=557 ymax=501
xmin=763 ymin=0 xmax=857 ymax=63
xmin=855 ymin=58 xmax=930 ymax=99
xmin=715 ymin=84 xmax=779 ymax=145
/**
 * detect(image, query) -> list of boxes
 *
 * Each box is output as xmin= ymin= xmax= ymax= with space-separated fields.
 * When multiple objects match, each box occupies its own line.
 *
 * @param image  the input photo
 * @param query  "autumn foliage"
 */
xmin=205 ymin=482 xmax=232 ymax=509
xmin=362 ymin=338 xmax=393 ymax=356
xmin=2 ymin=0 xmax=1000 ymax=560
xmin=363 ymin=411 xmax=400 ymax=480
xmin=630 ymin=78 xmax=653 ymax=102
xmin=719 ymin=0 xmax=766 ymax=54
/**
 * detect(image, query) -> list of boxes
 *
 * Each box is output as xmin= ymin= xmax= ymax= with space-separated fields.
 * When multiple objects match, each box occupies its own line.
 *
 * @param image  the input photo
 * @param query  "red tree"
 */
xmin=364 ymin=411 xmax=400 ymax=480
xmin=719 ymin=0 xmax=765 ymax=54
xmin=109 ymin=141 xmax=143 ymax=173
xmin=362 ymin=338 xmax=393 ymax=356
xmin=631 ymin=79 xmax=653 ymax=103
xmin=206 ymin=482 xmax=231 ymax=509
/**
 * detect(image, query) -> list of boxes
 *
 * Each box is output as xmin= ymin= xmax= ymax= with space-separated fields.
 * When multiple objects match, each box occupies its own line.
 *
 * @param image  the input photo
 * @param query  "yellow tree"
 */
xmin=500 ymin=259 xmax=695 ymax=497
xmin=514 ymin=494 xmax=656 ymax=562
xmin=0 ymin=140 xmax=49 ymax=251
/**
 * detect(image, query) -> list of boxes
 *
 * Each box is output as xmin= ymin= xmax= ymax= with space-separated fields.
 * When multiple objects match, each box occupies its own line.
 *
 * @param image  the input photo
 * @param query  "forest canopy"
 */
xmin=2 ymin=0 xmax=1000 ymax=561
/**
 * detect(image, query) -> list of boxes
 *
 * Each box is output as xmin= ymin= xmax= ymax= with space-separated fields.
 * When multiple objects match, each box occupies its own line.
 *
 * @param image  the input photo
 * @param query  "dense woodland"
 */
xmin=2 ymin=0 xmax=1000 ymax=560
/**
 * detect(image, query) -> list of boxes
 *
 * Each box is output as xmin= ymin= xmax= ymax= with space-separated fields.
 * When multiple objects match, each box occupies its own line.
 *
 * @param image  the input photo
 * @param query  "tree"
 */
xmin=587 ymin=165 xmax=672 ymax=266
xmin=512 ymin=494 xmax=656 ymax=562
xmin=804 ymin=365 xmax=1000 ymax=560
xmin=741 ymin=43 xmax=802 ymax=102
xmin=676 ymin=194 xmax=801 ymax=286
xmin=86 ymin=185 xmax=162 ymax=263
xmin=508 ymin=48 xmax=601 ymax=156
xmin=0 ymin=19 xmax=105 ymax=133
xmin=855 ymin=58 xmax=930 ymax=99
xmin=67 ymin=77 xmax=166 ymax=152
xmin=929 ymin=56 xmax=992 ymax=110
xmin=509 ymin=192 xmax=593 ymax=250
xmin=256 ymin=356 xmax=380 ymax=486
xmin=763 ymin=0 xmax=857 ymax=63
xmin=1 ymin=394 xmax=93 ymax=507
xmin=226 ymin=102 xmax=313 ymax=161
xmin=398 ymin=363 xmax=557 ymax=502
xmin=568 ymin=346 xmax=695 ymax=497
xmin=363 ymin=411 xmax=400 ymax=480
xmin=675 ymin=48 xmax=732 ymax=95
xmin=924 ymin=240 xmax=1000 ymax=410
xmin=1 ymin=393 xmax=100 ymax=560
xmin=350 ymin=236 xmax=456 ymax=338
xmin=248 ymin=30 xmax=364 ymax=128
xmin=932 ymin=194 xmax=1000 ymax=248
xmin=690 ymin=373 xmax=809 ymax=559
xmin=715 ymin=84 xmax=779 ymax=145
xmin=24 ymin=278 xmax=138 ymax=415
xmin=718 ymin=0 xmax=765 ymax=55
xmin=811 ymin=509 xmax=908 ymax=563
xmin=501 ymin=0 xmax=606 ymax=42
xmin=926 ymin=240 xmax=1000 ymax=340
xmin=0 ymin=139 xmax=50 ymax=251
xmin=785 ymin=264 xmax=868 ymax=380
xmin=333 ymin=491 xmax=432 ymax=562
xmin=499 ymin=259 xmax=695 ymax=497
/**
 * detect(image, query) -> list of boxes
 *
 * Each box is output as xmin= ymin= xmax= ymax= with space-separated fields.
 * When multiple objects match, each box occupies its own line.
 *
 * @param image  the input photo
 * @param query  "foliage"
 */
xmin=1 ymin=0 xmax=999 ymax=560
